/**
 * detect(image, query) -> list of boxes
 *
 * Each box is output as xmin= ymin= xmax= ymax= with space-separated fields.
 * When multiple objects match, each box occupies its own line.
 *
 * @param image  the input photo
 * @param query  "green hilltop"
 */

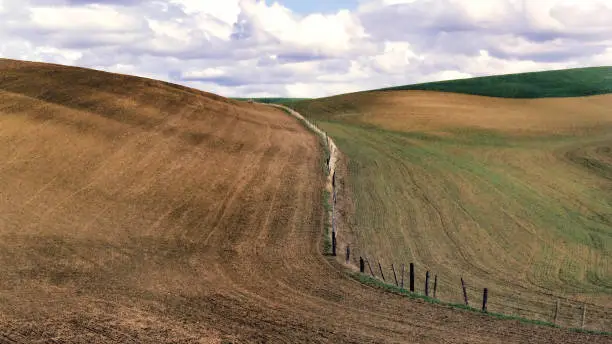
xmin=374 ymin=66 xmax=612 ymax=98
xmin=232 ymin=67 xmax=612 ymax=103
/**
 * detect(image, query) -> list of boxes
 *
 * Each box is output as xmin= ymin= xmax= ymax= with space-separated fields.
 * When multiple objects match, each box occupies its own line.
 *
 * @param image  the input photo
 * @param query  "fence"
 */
xmin=327 ymin=143 xmax=611 ymax=333
xmin=345 ymin=254 xmax=611 ymax=331
xmin=274 ymin=103 xmax=612 ymax=334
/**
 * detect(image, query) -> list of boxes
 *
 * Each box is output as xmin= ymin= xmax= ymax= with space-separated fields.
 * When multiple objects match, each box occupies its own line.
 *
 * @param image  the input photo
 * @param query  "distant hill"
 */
xmin=232 ymin=97 xmax=310 ymax=103
xmin=374 ymin=66 xmax=612 ymax=98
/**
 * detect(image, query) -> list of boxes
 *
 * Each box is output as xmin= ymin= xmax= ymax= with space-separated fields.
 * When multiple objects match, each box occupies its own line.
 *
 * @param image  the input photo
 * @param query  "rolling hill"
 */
xmin=0 ymin=58 xmax=609 ymax=343
xmin=286 ymin=70 xmax=612 ymax=331
xmin=375 ymin=67 xmax=612 ymax=98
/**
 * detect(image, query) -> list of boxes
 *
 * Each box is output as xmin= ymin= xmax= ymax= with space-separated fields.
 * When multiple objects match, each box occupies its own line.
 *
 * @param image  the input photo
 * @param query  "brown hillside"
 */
xmin=295 ymin=90 xmax=612 ymax=134
xmin=0 ymin=59 xmax=608 ymax=343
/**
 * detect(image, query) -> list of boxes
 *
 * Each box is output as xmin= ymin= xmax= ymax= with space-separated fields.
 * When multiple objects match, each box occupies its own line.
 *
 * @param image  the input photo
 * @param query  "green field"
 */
xmin=285 ymin=71 xmax=612 ymax=329
xmin=375 ymin=67 xmax=612 ymax=98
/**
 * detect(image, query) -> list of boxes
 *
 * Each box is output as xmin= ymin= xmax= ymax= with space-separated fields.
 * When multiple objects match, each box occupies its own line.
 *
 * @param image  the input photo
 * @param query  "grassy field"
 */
xmin=287 ymin=89 xmax=612 ymax=330
xmin=374 ymin=67 xmax=612 ymax=98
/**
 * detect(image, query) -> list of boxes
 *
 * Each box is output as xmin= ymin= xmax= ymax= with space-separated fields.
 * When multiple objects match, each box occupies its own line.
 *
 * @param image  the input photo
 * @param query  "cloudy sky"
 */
xmin=1 ymin=0 xmax=611 ymax=98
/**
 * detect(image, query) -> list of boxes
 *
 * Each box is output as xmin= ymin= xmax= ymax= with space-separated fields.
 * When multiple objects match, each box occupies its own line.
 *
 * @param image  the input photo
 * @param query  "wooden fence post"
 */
xmin=461 ymin=277 xmax=469 ymax=306
xmin=409 ymin=263 xmax=415 ymax=292
xmin=378 ymin=261 xmax=386 ymax=282
xmin=366 ymin=257 xmax=375 ymax=277
xmin=582 ymin=304 xmax=586 ymax=329
xmin=425 ymin=271 xmax=430 ymax=297
xmin=331 ymin=200 xmax=335 ymax=233
xmin=346 ymin=245 xmax=350 ymax=264
xmin=400 ymin=264 xmax=405 ymax=290
xmin=482 ymin=288 xmax=488 ymax=313
xmin=391 ymin=264 xmax=399 ymax=287
xmin=553 ymin=300 xmax=559 ymax=325
xmin=359 ymin=257 xmax=365 ymax=273
xmin=433 ymin=275 xmax=438 ymax=299
xmin=332 ymin=232 xmax=336 ymax=256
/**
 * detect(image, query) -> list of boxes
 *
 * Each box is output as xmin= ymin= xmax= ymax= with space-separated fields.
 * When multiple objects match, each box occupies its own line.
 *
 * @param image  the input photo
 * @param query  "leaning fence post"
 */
xmin=461 ymin=277 xmax=469 ymax=306
xmin=378 ymin=261 xmax=386 ymax=282
xmin=553 ymin=300 xmax=559 ymax=325
xmin=331 ymin=232 xmax=337 ymax=256
xmin=346 ymin=245 xmax=350 ymax=264
xmin=331 ymin=200 xmax=336 ymax=233
xmin=359 ymin=257 xmax=365 ymax=273
xmin=366 ymin=257 xmax=375 ymax=277
xmin=482 ymin=288 xmax=488 ymax=312
xmin=433 ymin=275 xmax=438 ymax=298
xmin=582 ymin=304 xmax=586 ymax=329
xmin=425 ymin=271 xmax=430 ymax=297
xmin=391 ymin=264 xmax=399 ymax=287
xmin=400 ymin=264 xmax=405 ymax=290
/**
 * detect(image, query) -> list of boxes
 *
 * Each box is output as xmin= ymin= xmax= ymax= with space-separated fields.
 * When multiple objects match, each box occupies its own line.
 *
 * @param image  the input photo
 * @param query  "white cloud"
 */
xmin=370 ymin=41 xmax=422 ymax=73
xmin=30 ymin=5 xmax=143 ymax=32
xmin=589 ymin=47 xmax=612 ymax=66
xmin=170 ymin=0 xmax=240 ymax=24
xmin=424 ymin=70 xmax=473 ymax=83
xmin=0 ymin=0 xmax=610 ymax=98
xmin=232 ymin=1 xmax=374 ymax=58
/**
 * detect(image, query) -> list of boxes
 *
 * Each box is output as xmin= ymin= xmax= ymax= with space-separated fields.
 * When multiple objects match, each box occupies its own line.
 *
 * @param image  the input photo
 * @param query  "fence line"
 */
xmin=352 ymin=254 xmax=611 ymax=331
xmin=272 ymin=103 xmax=611 ymax=333
xmin=327 ymin=146 xmax=612 ymax=331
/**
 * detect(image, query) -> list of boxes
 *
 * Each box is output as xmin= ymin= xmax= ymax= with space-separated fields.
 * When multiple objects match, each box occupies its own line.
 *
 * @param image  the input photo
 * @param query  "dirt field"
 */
xmin=0 ymin=59 xmax=609 ymax=343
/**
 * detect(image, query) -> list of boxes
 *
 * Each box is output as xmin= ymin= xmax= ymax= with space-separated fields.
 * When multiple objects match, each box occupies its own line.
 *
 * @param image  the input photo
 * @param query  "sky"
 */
xmin=274 ymin=0 xmax=358 ymax=14
xmin=1 ymin=0 xmax=611 ymax=98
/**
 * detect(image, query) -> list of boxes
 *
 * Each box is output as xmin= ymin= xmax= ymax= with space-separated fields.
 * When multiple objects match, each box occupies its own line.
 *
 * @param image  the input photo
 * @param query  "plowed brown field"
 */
xmin=0 ymin=59 xmax=609 ymax=343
